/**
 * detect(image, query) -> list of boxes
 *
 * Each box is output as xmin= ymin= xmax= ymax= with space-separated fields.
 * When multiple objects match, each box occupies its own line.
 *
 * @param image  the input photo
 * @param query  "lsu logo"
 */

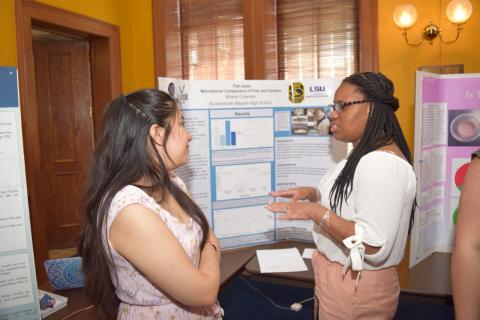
xmin=310 ymin=85 xmax=326 ymax=92
xmin=288 ymin=82 xmax=304 ymax=103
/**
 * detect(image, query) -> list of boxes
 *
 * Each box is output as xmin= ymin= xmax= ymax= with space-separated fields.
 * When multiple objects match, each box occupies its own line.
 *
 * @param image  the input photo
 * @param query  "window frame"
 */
xmin=152 ymin=0 xmax=377 ymax=81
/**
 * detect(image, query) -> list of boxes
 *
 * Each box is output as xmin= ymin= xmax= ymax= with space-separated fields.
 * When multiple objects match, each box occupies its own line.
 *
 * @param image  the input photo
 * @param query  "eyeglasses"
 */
xmin=328 ymin=100 xmax=370 ymax=114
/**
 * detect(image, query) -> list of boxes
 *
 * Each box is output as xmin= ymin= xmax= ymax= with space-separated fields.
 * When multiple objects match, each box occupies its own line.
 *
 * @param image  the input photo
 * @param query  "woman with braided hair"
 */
xmin=79 ymin=89 xmax=223 ymax=319
xmin=266 ymin=72 xmax=416 ymax=319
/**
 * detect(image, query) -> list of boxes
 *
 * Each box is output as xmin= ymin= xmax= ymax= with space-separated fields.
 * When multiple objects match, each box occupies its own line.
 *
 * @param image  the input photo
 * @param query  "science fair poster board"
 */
xmin=0 ymin=67 xmax=40 ymax=319
xmin=410 ymin=71 xmax=480 ymax=267
xmin=159 ymin=78 xmax=346 ymax=248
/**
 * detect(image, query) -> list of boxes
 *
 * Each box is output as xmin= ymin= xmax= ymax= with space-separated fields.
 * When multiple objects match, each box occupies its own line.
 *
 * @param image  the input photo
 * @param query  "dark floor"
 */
xmin=219 ymin=275 xmax=455 ymax=320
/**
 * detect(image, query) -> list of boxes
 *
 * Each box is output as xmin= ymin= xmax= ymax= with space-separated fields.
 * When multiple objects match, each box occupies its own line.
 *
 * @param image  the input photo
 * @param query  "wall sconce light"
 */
xmin=393 ymin=0 xmax=473 ymax=46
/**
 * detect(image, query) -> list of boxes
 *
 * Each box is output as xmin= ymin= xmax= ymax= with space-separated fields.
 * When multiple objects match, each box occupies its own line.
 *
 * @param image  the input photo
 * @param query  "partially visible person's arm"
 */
xmin=109 ymin=204 xmax=221 ymax=308
xmin=452 ymin=156 xmax=480 ymax=320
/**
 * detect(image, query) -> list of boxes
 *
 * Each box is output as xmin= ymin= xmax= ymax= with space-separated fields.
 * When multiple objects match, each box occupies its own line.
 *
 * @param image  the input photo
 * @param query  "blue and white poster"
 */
xmin=159 ymin=78 xmax=347 ymax=248
xmin=0 ymin=67 xmax=40 ymax=320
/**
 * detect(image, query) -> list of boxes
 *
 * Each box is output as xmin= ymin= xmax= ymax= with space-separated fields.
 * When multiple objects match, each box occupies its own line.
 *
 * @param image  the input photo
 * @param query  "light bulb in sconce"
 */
xmin=446 ymin=0 xmax=473 ymax=24
xmin=393 ymin=0 xmax=473 ymax=47
xmin=393 ymin=4 xmax=418 ymax=28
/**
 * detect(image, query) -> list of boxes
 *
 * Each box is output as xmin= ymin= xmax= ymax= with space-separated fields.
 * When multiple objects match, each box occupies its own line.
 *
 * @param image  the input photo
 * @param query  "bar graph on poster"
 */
xmin=211 ymin=118 xmax=273 ymax=149
xmin=159 ymin=77 xmax=347 ymax=248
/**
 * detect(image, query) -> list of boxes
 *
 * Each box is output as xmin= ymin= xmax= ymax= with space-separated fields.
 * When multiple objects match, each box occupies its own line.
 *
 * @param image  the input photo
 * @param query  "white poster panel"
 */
xmin=0 ymin=67 xmax=40 ymax=319
xmin=410 ymin=71 xmax=480 ymax=267
xmin=159 ymin=78 xmax=346 ymax=248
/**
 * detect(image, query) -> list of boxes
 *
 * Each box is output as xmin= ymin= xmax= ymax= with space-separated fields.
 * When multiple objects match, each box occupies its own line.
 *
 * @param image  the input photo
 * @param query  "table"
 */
xmin=244 ymin=241 xmax=315 ymax=288
xmin=37 ymin=283 xmax=100 ymax=320
xmin=399 ymin=252 xmax=452 ymax=304
xmin=220 ymin=246 xmax=258 ymax=287
xmin=244 ymin=241 xmax=452 ymax=300
xmin=38 ymin=241 xmax=452 ymax=319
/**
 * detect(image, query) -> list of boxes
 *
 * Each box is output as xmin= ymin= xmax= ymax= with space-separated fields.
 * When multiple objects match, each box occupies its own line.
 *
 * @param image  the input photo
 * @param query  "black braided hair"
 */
xmin=328 ymin=72 xmax=416 ymax=230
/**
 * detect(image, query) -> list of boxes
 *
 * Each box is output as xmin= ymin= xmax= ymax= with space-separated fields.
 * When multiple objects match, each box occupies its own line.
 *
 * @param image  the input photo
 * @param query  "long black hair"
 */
xmin=78 ymin=89 xmax=209 ymax=319
xmin=328 ymin=72 xmax=415 ymax=227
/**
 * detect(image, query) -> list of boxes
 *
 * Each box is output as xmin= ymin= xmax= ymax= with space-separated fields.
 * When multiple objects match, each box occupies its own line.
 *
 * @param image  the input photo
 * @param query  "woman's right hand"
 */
xmin=269 ymin=186 xmax=318 ymax=202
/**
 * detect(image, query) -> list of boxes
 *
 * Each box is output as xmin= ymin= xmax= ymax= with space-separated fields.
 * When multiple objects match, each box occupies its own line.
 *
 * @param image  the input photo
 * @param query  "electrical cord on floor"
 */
xmin=60 ymin=304 xmax=95 ymax=320
xmin=239 ymin=275 xmax=314 ymax=312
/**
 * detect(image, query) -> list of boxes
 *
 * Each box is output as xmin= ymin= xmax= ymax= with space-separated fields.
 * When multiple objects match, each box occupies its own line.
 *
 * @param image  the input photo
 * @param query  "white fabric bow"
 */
xmin=342 ymin=225 xmax=365 ymax=287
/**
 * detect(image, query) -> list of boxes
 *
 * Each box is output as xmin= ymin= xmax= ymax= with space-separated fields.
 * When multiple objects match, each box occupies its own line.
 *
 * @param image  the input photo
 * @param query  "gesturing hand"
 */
xmin=264 ymin=201 xmax=316 ymax=221
xmin=269 ymin=186 xmax=317 ymax=202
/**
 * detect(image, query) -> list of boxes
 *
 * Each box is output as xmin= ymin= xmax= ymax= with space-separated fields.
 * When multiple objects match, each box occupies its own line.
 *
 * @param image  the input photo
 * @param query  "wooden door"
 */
xmin=33 ymin=40 xmax=94 ymax=249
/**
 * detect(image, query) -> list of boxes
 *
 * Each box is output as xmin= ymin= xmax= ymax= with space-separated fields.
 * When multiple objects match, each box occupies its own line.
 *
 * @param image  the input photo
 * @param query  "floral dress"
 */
xmin=105 ymin=174 xmax=223 ymax=319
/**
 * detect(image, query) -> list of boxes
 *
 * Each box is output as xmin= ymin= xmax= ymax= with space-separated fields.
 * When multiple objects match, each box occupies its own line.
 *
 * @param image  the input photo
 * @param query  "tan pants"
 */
xmin=312 ymin=251 xmax=399 ymax=320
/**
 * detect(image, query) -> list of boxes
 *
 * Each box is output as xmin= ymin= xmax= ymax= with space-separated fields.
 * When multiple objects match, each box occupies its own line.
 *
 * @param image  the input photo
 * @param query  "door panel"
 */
xmin=33 ymin=40 xmax=93 ymax=249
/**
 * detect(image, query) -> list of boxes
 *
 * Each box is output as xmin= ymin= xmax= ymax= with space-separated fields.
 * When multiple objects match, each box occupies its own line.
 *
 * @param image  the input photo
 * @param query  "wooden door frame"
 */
xmin=15 ymin=0 xmax=122 ymax=283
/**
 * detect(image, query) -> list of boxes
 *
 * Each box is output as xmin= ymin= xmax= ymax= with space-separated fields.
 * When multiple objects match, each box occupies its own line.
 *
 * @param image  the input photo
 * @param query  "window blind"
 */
xmin=180 ymin=0 xmax=245 ymax=80
xmin=276 ymin=0 xmax=359 ymax=80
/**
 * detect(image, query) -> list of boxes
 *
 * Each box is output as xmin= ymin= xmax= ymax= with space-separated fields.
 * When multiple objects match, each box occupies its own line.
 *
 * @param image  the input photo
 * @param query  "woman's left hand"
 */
xmin=265 ymin=201 xmax=317 ymax=221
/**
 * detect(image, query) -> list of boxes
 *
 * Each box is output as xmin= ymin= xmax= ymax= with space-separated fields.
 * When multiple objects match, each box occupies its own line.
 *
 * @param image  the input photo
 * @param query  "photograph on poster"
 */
xmin=291 ymin=107 xmax=330 ymax=135
xmin=448 ymin=109 xmax=480 ymax=146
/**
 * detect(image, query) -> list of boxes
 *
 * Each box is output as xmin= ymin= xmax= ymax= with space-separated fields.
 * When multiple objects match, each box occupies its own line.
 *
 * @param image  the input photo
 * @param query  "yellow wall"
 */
xmin=378 ymin=0 xmax=480 ymax=149
xmin=0 ymin=0 xmax=17 ymax=66
xmin=0 ymin=0 xmax=155 ymax=93
xmin=2 ymin=0 xmax=478 ymax=145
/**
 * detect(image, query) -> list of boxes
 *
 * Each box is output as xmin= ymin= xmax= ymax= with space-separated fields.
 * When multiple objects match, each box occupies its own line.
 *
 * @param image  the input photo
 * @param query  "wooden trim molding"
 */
xmin=152 ymin=0 xmax=168 ymax=78
xmin=243 ymin=0 xmax=277 ymax=79
xmin=358 ymin=0 xmax=379 ymax=72
xmin=152 ymin=0 xmax=181 ymax=81
xmin=15 ymin=0 xmax=122 ymax=283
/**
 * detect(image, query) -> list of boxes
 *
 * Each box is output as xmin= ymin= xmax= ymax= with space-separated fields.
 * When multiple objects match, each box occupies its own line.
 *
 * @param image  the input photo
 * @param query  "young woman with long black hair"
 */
xmin=79 ymin=89 xmax=223 ymax=319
